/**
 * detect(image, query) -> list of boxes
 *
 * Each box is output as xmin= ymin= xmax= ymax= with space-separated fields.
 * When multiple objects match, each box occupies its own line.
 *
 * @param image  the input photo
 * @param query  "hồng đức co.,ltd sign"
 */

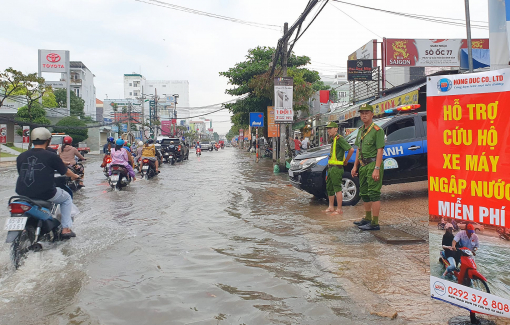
xmin=427 ymin=68 xmax=510 ymax=319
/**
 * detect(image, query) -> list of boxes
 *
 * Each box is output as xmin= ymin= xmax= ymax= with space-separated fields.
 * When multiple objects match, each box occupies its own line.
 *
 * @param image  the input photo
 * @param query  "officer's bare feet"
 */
xmin=331 ymin=209 xmax=343 ymax=215
xmin=323 ymin=207 xmax=335 ymax=213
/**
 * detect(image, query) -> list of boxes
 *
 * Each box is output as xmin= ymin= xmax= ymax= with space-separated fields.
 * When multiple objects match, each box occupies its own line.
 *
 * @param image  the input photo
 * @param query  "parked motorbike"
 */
xmin=439 ymin=247 xmax=490 ymax=293
xmin=140 ymin=158 xmax=157 ymax=179
xmin=264 ymin=147 xmax=273 ymax=158
xmin=6 ymin=194 xmax=69 ymax=269
xmin=108 ymin=164 xmax=131 ymax=190
xmin=196 ymin=148 xmax=201 ymax=157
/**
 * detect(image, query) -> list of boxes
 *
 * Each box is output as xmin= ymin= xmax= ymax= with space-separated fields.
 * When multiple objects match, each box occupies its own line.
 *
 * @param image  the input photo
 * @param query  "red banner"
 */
xmin=0 ymin=124 xmax=6 ymax=144
xmin=22 ymin=126 xmax=30 ymax=143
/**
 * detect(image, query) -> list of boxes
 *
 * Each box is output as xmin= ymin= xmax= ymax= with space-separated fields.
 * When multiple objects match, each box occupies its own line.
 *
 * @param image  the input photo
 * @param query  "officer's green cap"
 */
xmin=359 ymin=103 xmax=374 ymax=112
xmin=326 ymin=121 xmax=338 ymax=128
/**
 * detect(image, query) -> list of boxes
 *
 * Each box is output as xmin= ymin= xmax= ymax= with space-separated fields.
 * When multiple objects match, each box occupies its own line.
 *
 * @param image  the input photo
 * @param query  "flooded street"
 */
xmin=0 ymin=149 xmax=490 ymax=324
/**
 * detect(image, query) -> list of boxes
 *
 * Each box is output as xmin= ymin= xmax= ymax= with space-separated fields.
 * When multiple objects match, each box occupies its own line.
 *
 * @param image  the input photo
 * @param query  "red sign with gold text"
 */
xmin=427 ymin=69 xmax=510 ymax=318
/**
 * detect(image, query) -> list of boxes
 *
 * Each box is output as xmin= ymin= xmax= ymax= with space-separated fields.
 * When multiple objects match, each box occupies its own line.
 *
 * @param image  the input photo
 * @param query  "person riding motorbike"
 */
xmin=140 ymin=139 xmax=160 ymax=173
xmin=452 ymin=223 xmax=479 ymax=254
xmin=103 ymin=136 xmax=114 ymax=154
xmin=441 ymin=223 xmax=460 ymax=278
xmin=110 ymin=139 xmax=136 ymax=181
xmin=136 ymin=141 xmax=143 ymax=159
xmin=59 ymin=136 xmax=86 ymax=187
xmin=15 ymin=127 xmax=80 ymax=238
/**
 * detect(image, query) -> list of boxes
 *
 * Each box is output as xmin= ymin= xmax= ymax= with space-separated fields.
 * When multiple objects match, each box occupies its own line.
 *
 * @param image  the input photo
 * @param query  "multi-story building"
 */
xmin=61 ymin=61 xmax=96 ymax=119
xmin=123 ymin=74 xmax=190 ymax=121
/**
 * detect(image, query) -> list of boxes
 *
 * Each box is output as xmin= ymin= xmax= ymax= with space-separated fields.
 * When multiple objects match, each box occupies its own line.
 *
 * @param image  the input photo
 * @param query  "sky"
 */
xmin=0 ymin=0 xmax=490 ymax=134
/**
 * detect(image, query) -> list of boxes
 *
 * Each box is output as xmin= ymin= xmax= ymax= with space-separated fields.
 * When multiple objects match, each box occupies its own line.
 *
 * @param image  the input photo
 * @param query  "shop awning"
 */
xmin=370 ymin=82 xmax=425 ymax=116
xmin=460 ymin=49 xmax=490 ymax=70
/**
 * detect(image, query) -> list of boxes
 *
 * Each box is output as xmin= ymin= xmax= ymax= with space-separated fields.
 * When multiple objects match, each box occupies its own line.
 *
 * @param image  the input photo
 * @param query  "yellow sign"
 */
xmin=373 ymin=89 xmax=419 ymax=116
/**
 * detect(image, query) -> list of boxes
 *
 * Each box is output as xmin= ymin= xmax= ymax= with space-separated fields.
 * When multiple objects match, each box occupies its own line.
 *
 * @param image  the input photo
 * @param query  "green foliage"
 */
xmin=0 ymin=67 xmax=25 ymax=107
xmin=15 ymin=102 xmax=51 ymax=126
xmin=54 ymin=89 xmax=85 ymax=117
xmin=53 ymin=116 xmax=88 ymax=144
xmin=219 ymin=46 xmax=321 ymax=132
xmin=43 ymin=92 xmax=58 ymax=108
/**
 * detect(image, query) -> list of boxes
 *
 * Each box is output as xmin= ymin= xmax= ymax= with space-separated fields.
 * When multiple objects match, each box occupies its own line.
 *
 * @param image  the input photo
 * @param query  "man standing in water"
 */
xmin=323 ymin=122 xmax=354 ymax=215
xmin=352 ymin=103 xmax=385 ymax=231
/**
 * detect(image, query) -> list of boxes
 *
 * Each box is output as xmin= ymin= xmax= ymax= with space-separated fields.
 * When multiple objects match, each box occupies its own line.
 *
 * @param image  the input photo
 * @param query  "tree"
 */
xmin=0 ymin=67 xmax=25 ymax=108
xmin=219 ymin=46 xmax=324 ymax=136
xmin=54 ymin=88 xmax=85 ymax=117
xmin=52 ymin=116 xmax=88 ymax=145
xmin=15 ymin=102 xmax=51 ymax=135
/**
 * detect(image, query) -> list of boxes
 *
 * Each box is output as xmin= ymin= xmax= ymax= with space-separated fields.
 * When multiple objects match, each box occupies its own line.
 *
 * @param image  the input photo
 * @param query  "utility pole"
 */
xmin=127 ymin=102 xmax=132 ymax=143
xmin=464 ymin=0 xmax=474 ymax=72
xmin=141 ymin=85 xmax=145 ymax=140
xmin=279 ymin=22 xmax=289 ymax=170
xmin=154 ymin=88 xmax=158 ymax=138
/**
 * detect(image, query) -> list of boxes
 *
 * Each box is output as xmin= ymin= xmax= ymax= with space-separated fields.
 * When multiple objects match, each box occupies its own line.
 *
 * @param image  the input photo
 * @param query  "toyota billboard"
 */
xmin=39 ymin=49 xmax=69 ymax=73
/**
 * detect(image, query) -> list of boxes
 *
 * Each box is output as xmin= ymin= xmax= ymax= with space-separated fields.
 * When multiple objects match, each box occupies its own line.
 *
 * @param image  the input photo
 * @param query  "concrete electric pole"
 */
xmin=279 ymin=22 xmax=289 ymax=171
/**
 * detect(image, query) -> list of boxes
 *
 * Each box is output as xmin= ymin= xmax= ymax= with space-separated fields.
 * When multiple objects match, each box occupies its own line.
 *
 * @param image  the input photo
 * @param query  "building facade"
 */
xmin=61 ymin=61 xmax=96 ymax=119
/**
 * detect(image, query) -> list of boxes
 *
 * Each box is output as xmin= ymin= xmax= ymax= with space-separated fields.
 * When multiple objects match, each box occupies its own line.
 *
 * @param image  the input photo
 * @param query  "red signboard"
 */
xmin=0 ymin=124 xmax=6 ymax=143
xmin=427 ymin=69 xmax=510 ymax=318
xmin=385 ymin=38 xmax=489 ymax=67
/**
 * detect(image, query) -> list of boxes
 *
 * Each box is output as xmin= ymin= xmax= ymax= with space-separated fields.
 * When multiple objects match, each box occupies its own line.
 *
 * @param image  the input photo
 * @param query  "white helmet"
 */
xmin=138 ymin=141 xmax=143 ymax=146
xmin=31 ymin=127 xmax=51 ymax=141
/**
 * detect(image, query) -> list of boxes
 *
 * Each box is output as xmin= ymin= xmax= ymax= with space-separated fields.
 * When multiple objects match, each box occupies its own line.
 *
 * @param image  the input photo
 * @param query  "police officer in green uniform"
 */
xmin=351 ymin=103 xmax=385 ymax=230
xmin=323 ymin=122 xmax=355 ymax=215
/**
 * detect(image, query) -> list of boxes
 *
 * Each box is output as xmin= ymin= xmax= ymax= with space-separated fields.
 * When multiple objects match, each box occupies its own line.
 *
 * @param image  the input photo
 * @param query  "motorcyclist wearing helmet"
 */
xmin=15 ymin=128 xmax=80 ymax=238
xmin=441 ymin=223 xmax=460 ymax=277
xmin=59 ymin=136 xmax=86 ymax=165
xmin=110 ymin=139 xmax=136 ymax=180
xmin=140 ymin=138 xmax=160 ymax=173
xmin=103 ymin=137 xmax=115 ymax=154
xmin=136 ymin=140 xmax=144 ymax=159
xmin=452 ymin=223 xmax=480 ymax=254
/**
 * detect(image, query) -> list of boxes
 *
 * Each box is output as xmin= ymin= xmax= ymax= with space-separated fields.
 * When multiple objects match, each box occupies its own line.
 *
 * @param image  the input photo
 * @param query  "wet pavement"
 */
xmin=0 ymin=148 xmax=507 ymax=324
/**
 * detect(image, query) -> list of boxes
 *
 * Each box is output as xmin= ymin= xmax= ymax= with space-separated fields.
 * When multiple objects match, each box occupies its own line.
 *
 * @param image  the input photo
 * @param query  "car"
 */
xmin=200 ymin=141 xmax=212 ymax=151
xmin=458 ymin=222 xmax=485 ymax=232
xmin=49 ymin=133 xmax=90 ymax=155
xmin=289 ymin=111 xmax=427 ymax=206
xmin=160 ymin=138 xmax=189 ymax=162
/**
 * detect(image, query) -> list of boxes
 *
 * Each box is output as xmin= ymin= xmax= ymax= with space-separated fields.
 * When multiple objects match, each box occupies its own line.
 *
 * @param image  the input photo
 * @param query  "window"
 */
xmin=75 ymin=88 xmax=80 ymax=97
xmin=384 ymin=118 xmax=415 ymax=142
xmin=422 ymin=115 xmax=427 ymax=136
xmin=129 ymin=92 xmax=132 ymax=96
xmin=133 ymin=81 xmax=140 ymax=87
xmin=162 ymin=85 xmax=166 ymax=87
xmin=133 ymin=91 xmax=140 ymax=96
xmin=129 ymin=83 xmax=132 ymax=86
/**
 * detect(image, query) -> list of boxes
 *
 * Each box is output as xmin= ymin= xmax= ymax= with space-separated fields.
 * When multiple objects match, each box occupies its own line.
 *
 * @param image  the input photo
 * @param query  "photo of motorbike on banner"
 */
xmin=427 ymin=69 xmax=510 ymax=320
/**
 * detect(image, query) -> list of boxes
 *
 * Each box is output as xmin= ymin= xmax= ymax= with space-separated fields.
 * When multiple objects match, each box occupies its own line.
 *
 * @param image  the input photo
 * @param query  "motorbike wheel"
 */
xmin=471 ymin=277 xmax=490 ymax=293
xmin=171 ymin=158 xmax=175 ymax=165
xmin=11 ymin=226 xmax=36 ymax=269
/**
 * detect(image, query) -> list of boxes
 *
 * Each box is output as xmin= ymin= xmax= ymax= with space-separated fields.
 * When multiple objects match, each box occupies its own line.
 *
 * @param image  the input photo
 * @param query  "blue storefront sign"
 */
xmin=121 ymin=124 xmax=127 ymax=132
xmin=249 ymin=112 xmax=264 ymax=127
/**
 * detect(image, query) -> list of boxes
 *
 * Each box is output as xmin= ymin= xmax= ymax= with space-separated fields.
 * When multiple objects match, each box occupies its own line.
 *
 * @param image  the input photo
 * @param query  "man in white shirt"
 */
xmin=301 ymin=137 xmax=310 ymax=150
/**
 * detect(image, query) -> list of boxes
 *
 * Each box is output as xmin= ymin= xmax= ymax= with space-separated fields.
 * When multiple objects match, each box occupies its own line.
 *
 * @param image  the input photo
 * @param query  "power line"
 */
xmin=330 ymin=3 xmax=382 ymax=39
xmin=331 ymin=0 xmax=488 ymax=30
xmin=134 ymin=0 xmax=281 ymax=31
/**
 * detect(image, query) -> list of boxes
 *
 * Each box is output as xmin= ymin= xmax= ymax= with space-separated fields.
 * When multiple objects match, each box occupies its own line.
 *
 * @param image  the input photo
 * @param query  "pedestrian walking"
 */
xmin=351 ymin=103 xmax=385 ymax=231
xmin=293 ymin=137 xmax=302 ymax=156
xmin=323 ymin=122 xmax=354 ymax=215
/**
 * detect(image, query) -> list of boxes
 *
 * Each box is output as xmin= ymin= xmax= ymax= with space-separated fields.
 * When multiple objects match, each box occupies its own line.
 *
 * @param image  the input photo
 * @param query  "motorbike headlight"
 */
xmin=300 ymin=155 xmax=328 ymax=170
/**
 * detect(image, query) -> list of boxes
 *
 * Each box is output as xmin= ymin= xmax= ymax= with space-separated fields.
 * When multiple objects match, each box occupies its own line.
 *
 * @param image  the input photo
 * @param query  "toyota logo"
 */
xmin=46 ymin=53 xmax=61 ymax=63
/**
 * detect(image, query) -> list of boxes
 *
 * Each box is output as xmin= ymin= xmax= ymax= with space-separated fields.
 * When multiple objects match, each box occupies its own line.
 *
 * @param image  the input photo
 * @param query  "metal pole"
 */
xmin=66 ymin=51 xmax=70 ymax=115
xmin=141 ymin=85 xmax=145 ymax=140
xmin=38 ymin=50 xmax=42 ymax=105
xmin=279 ymin=22 xmax=289 ymax=170
xmin=127 ymin=102 xmax=131 ymax=142
xmin=464 ymin=0 xmax=474 ymax=72
xmin=256 ymin=127 xmax=259 ymax=163
xmin=382 ymin=38 xmax=386 ymax=91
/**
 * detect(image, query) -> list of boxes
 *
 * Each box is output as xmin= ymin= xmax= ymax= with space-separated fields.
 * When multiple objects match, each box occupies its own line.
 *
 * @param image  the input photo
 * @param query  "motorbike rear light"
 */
xmin=112 ymin=166 xmax=120 ymax=170
xmin=178 ymin=145 xmax=181 ymax=151
xmin=9 ymin=203 xmax=30 ymax=214
xmin=106 ymin=158 xmax=112 ymax=163
xmin=143 ymin=159 xmax=149 ymax=163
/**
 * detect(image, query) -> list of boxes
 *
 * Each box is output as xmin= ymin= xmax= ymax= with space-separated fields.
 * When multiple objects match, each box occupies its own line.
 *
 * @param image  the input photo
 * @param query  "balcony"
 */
xmin=70 ymin=79 xmax=82 ymax=85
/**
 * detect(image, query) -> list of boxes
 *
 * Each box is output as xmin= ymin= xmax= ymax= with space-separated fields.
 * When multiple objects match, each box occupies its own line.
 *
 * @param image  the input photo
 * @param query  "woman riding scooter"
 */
xmin=110 ymin=139 xmax=136 ymax=181
xmin=59 ymin=136 xmax=86 ymax=187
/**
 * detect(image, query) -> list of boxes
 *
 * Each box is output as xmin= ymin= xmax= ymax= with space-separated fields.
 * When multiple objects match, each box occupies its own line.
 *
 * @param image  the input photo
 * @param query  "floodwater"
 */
xmin=0 ymin=148 xmax=499 ymax=324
